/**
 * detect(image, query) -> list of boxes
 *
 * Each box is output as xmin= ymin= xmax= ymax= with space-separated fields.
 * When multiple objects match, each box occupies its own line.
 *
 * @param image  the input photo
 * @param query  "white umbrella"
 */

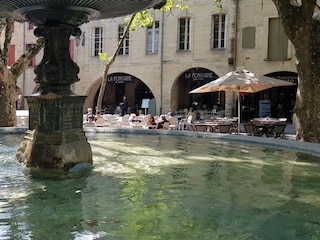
xmin=189 ymin=67 xmax=296 ymax=133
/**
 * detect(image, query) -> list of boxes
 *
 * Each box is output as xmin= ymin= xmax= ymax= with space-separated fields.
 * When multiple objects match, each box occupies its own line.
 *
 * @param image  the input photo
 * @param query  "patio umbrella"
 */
xmin=189 ymin=67 xmax=296 ymax=133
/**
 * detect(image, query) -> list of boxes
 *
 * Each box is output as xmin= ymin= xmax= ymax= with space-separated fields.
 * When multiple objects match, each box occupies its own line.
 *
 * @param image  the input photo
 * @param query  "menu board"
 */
xmin=259 ymin=100 xmax=271 ymax=118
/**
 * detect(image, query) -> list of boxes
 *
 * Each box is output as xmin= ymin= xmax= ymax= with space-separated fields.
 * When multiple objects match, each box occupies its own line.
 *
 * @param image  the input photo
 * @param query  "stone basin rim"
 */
xmin=0 ymin=0 xmax=162 ymax=25
xmin=83 ymin=128 xmax=320 ymax=157
xmin=2 ymin=127 xmax=316 ymax=158
xmin=15 ymin=5 xmax=101 ymax=20
xmin=13 ymin=5 xmax=100 ymax=26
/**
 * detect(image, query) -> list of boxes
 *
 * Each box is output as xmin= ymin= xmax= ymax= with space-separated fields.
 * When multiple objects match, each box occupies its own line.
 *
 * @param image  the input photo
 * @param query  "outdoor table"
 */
xmin=193 ymin=121 xmax=218 ymax=132
xmin=250 ymin=118 xmax=287 ymax=137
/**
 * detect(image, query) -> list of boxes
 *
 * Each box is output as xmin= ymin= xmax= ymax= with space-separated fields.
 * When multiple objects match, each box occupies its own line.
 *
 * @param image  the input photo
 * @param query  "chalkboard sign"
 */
xmin=259 ymin=100 xmax=271 ymax=118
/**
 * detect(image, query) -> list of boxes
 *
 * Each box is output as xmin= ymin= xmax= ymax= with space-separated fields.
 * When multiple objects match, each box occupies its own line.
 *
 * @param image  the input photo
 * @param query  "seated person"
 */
xmin=157 ymin=115 xmax=169 ymax=129
xmin=83 ymin=114 xmax=95 ymax=126
xmin=145 ymin=114 xmax=157 ymax=129
xmin=167 ymin=108 xmax=175 ymax=117
xmin=86 ymin=108 xmax=95 ymax=121
xmin=95 ymin=110 xmax=103 ymax=121
xmin=129 ymin=114 xmax=141 ymax=123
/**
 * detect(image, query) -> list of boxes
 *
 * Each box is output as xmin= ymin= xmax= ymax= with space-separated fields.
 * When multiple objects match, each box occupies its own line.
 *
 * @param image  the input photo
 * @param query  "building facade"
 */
xmin=12 ymin=0 xmax=298 ymax=122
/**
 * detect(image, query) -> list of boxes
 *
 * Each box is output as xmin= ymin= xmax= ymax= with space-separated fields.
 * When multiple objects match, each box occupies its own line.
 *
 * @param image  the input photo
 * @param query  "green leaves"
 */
xmin=98 ymin=52 xmax=107 ymax=61
xmin=213 ymin=0 xmax=222 ymax=10
xmin=176 ymin=0 xmax=189 ymax=10
xmin=128 ymin=10 xmax=154 ymax=32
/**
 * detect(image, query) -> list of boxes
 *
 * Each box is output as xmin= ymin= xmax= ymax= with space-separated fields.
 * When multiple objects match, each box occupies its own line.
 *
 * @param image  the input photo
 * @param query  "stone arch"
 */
xmin=83 ymin=77 xmax=102 ymax=112
xmin=84 ymin=72 xmax=155 ymax=114
xmin=170 ymin=67 xmax=221 ymax=111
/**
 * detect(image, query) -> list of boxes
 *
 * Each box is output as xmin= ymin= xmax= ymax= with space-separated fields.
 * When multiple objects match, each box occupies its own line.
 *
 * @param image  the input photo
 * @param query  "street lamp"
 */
xmin=75 ymin=31 xmax=85 ymax=47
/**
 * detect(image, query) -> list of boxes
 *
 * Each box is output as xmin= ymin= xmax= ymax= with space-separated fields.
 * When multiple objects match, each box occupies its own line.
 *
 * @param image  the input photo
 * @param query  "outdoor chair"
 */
xmin=132 ymin=125 xmax=143 ymax=129
xmin=273 ymin=124 xmax=287 ymax=138
xmin=168 ymin=117 xmax=178 ymax=130
xmin=217 ymin=123 xmax=232 ymax=133
xmin=178 ymin=118 xmax=186 ymax=130
xmin=244 ymin=123 xmax=264 ymax=136
xmin=195 ymin=125 xmax=208 ymax=132
xmin=226 ymin=120 xmax=238 ymax=134
xmin=243 ymin=123 xmax=254 ymax=136
xmin=162 ymin=121 xmax=170 ymax=130
xmin=83 ymin=122 xmax=95 ymax=127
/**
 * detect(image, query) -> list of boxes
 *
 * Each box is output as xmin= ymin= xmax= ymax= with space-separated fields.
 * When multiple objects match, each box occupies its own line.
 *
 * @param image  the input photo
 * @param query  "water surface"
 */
xmin=0 ymin=133 xmax=320 ymax=239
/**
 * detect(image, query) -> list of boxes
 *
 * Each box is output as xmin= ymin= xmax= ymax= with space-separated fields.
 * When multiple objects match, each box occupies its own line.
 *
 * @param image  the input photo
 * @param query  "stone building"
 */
xmin=12 ymin=0 xmax=298 ymax=122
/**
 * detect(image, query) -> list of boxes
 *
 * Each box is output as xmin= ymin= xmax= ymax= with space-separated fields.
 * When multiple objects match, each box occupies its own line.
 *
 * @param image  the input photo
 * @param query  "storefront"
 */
xmin=241 ymin=71 xmax=298 ymax=122
xmin=172 ymin=67 xmax=222 ymax=111
xmin=93 ymin=72 xmax=154 ymax=114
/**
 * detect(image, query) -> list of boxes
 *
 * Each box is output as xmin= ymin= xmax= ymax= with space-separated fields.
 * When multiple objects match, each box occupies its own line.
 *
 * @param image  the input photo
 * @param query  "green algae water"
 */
xmin=1 ymin=133 xmax=320 ymax=240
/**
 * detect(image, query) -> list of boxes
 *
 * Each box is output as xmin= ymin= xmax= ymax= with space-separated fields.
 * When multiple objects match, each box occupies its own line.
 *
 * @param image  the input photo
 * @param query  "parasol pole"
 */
xmin=238 ymin=91 xmax=241 ymax=134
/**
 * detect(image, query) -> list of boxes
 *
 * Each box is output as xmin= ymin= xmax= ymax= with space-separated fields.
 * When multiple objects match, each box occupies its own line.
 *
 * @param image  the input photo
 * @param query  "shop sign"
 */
xmin=182 ymin=68 xmax=218 ymax=82
xmin=276 ymin=76 xmax=297 ymax=84
xmin=107 ymin=73 xmax=136 ymax=83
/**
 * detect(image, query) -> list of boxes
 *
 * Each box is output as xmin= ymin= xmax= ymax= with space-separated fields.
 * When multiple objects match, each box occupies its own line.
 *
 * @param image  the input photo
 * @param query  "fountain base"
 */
xmin=16 ymin=94 xmax=92 ymax=168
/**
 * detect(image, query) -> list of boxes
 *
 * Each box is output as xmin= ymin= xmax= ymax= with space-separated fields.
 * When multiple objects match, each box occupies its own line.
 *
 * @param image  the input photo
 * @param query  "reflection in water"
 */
xmin=0 ymin=133 xmax=320 ymax=239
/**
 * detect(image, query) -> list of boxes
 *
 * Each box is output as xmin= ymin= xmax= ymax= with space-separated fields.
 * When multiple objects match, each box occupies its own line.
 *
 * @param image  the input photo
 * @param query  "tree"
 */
xmin=270 ymin=1 xmax=320 ymax=143
xmin=0 ymin=17 xmax=44 ymax=127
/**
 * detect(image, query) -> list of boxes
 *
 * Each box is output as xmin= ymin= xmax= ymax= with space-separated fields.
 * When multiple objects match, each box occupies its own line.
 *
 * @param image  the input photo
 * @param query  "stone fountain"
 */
xmin=0 ymin=0 xmax=162 ymax=168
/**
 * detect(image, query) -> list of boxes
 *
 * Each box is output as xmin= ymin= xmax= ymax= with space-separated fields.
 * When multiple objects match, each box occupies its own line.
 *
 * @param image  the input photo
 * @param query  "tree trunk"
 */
xmin=0 ymin=68 xmax=16 ymax=127
xmin=96 ymin=14 xmax=136 ymax=112
xmin=0 ymin=36 xmax=44 ymax=127
xmin=272 ymin=0 xmax=320 ymax=143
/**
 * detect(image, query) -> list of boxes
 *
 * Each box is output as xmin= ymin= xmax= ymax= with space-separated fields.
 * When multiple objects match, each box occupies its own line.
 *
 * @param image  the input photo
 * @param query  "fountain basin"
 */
xmin=0 ymin=0 xmax=162 ymax=26
xmin=1 ymin=130 xmax=320 ymax=239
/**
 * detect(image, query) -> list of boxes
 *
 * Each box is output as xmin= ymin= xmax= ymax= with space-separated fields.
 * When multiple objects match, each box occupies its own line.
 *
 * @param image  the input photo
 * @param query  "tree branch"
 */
xmin=11 ymin=37 xmax=45 ymax=78
xmin=2 ymin=18 xmax=14 ymax=66
xmin=301 ymin=0 xmax=316 ymax=21
xmin=96 ymin=13 xmax=137 ymax=111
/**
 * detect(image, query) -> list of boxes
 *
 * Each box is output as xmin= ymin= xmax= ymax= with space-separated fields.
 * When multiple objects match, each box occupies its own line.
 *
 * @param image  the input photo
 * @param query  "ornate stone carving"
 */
xmin=33 ymin=25 xmax=81 ymax=95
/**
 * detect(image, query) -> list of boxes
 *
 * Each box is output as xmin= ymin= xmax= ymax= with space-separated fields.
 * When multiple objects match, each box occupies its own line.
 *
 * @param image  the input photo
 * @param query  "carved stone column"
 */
xmin=16 ymin=24 xmax=92 ymax=168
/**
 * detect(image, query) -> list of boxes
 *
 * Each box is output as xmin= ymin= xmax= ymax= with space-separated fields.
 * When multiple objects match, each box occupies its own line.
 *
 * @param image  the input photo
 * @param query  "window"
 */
xmin=8 ymin=45 xmax=15 ymax=66
xmin=146 ymin=20 xmax=159 ymax=54
xmin=93 ymin=27 xmax=103 ymax=57
xmin=178 ymin=17 xmax=191 ymax=51
xmin=212 ymin=14 xmax=226 ymax=49
xmin=28 ymin=23 xmax=34 ymax=30
xmin=69 ymin=40 xmax=74 ymax=60
xmin=26 ymin=44 xmax=35 ymax=67
xmin=267 ymin=18 xmax=288 ymax=60
xmin=118 ymin=25 xmax=129 ymax=55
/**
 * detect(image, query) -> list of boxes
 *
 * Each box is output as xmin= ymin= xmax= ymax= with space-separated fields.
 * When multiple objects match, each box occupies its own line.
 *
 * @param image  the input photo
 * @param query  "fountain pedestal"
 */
xmin=17 ymin=95 xmax=92 ymax=168
xmin=16 ymin=24 xmax=93 ymax=168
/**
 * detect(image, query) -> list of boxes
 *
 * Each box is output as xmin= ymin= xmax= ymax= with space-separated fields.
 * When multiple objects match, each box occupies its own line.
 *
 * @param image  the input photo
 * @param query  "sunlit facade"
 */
xmin=12 ymin=0 xmax=298 ymax=121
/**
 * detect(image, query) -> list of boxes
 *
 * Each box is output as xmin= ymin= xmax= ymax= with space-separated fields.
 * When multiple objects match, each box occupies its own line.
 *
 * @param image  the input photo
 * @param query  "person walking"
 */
xmin=120 ymin=96 xmax=128 ymax=116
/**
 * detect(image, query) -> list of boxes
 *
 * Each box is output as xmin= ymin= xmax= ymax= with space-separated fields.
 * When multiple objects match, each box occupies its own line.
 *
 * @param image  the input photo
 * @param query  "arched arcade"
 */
xmin=171 ymin=67 xmax=223 ymax=112
xmin=84 ymin=72 xmax=155 ymax=114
